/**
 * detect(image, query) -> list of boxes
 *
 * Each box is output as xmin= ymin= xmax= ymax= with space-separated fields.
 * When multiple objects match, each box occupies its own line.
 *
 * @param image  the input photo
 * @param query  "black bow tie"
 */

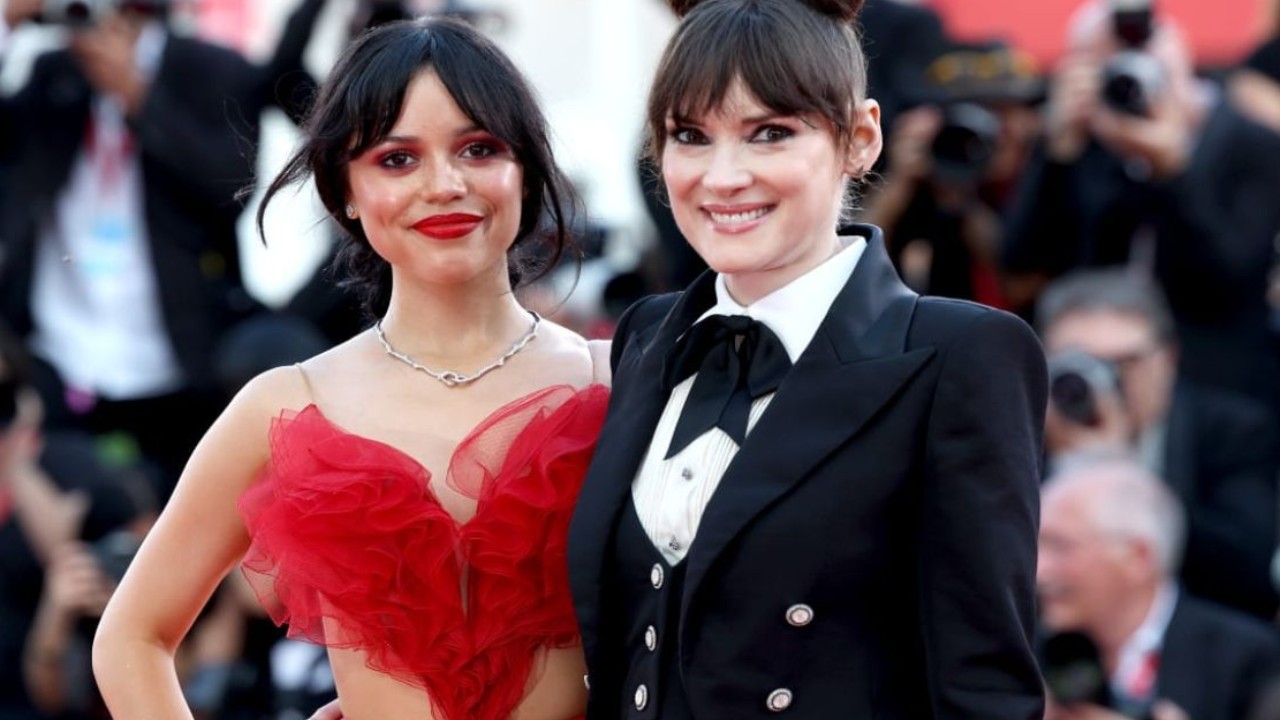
xmin=662 ymin=314 xmax=793 ymax=458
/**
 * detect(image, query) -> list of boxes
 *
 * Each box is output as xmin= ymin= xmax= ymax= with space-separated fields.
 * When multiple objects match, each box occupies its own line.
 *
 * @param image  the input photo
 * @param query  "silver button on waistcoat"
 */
xmin=650 ymin=563 xmax=664 ymax=589
xmin=644 ymin=625 xmax=658 ymax=652
xmin=785 ymin=603 xmax=815 ymax=627
xmin=635 ymin=684 xmax=649 ymax=711
xmin=767 ymin=688 xmax=794 ymax=712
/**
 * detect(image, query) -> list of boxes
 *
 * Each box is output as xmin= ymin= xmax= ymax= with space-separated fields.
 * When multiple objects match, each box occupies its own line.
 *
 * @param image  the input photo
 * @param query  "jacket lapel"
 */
xmin=568 ymin=273 xmax=718 ymax=666
xmin=680 ymin=228 xmax=935 ymax=622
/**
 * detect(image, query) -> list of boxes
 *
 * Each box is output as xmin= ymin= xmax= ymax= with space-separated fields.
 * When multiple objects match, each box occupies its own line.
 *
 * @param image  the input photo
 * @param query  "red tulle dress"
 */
xmin=238 ymin=384 xmax=609 ymax=720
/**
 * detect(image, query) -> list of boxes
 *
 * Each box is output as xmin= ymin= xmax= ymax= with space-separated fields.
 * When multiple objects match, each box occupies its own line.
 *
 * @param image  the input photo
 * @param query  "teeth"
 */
xmin=708 ymin=207 xmax=770 ymax=224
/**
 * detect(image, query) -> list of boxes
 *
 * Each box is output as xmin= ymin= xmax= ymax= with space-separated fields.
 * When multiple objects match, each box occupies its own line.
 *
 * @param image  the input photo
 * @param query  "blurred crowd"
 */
xmin=2 ymin=0 xmax=1280 ymax=718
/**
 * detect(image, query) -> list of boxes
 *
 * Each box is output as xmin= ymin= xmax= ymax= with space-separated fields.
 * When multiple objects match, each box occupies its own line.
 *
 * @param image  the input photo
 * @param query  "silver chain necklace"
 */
xmin=375 ymin=311 xmax=541 ymax=388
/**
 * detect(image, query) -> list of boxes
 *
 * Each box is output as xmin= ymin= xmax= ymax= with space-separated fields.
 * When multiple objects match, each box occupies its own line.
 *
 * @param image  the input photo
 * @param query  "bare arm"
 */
xmin=92 ymin=367 xmax=305 ymax=719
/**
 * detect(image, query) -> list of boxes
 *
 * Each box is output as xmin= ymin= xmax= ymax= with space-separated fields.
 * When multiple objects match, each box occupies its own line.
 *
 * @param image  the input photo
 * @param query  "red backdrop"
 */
xmin=926 ymin=0 xmax=1274 ymax=70
xmin=193 ymin=0 xmax=252 ymax=53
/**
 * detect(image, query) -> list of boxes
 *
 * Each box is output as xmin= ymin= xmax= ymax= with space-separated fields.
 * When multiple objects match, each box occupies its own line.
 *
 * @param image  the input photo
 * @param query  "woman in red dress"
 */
xmin=92 ymin=18 xmax=609 ymax=720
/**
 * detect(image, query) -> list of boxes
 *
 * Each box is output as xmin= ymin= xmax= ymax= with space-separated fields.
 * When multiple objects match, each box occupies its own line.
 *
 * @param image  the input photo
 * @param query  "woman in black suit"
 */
xmin=566 ymin=1 xmax=1048 ymax=718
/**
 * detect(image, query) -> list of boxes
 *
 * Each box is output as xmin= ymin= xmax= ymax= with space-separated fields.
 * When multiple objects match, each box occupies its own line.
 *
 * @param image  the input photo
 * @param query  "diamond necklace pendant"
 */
xmin=375 ymin=311 xmax=540 ymax=387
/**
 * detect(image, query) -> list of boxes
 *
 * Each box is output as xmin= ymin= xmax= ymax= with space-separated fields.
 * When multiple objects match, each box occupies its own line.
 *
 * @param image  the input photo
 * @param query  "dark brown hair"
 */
xmin=258 ymin=18 xmax=578 ymax=320
xmin=647 ymin=0 xmax=869 ymax=163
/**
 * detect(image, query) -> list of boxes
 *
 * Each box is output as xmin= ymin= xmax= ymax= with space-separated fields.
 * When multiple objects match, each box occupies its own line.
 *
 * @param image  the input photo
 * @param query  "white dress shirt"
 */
xmin=28 ymin=23 xmax=185 ymax=400
xmin=631 ymin=237 xmax=867 ymax=564
xmin=1111 ymin=581 xmax=1178 ymax=701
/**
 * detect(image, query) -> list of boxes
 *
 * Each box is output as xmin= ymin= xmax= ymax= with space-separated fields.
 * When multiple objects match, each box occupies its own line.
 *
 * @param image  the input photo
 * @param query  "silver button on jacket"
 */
xmin=767 ymin=688 xmax=794 ymax=712
xmin=786 ymin=603 xmax=815 ymax=627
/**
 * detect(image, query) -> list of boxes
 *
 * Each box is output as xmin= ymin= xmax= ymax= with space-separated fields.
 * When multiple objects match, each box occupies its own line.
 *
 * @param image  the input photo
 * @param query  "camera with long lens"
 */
xmin=40 ymin=0 xmax=168 ymax=27
xmin=1042 ymin=631 xmax=1155 ymax=719
xmin=91 ymin=529 xmax=141 ymax=583
xmin=929 ymin=102 xmax=1001 ymax=184
xmin=918 ymin=43 xmax=1042 ymax=184
xmin=1047 ymin=350 xmax=1122 ymax=427
xmin=1100 ymin=0 xmax=1165 ymax=116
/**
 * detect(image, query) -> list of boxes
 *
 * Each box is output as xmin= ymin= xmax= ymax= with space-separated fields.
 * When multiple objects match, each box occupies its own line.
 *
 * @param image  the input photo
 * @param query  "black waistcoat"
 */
xmin=611 ymin=497 xmax=695 ymax=719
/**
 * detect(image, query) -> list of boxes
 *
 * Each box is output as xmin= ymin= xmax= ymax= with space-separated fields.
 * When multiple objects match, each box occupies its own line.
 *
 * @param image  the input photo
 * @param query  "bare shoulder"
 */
xmin=588 ymin=340 xmax=612 ymax=387
xmin=218 ymin=333 xmax=374 ymax=441
xmin=233 ymin=365 xmax=312 ymax=416
xmin=284 ymin=329 xmax=378 ymax=397
xmin=191 ymin=365 xmax=312 ymax=477
xmin=531 ymin=319 xmax=609 ymax=388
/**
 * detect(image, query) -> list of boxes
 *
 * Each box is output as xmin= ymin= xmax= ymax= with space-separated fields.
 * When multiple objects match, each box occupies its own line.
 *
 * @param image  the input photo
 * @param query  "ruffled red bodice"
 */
xmin=238 ymin=384 xmax=609 ymax=720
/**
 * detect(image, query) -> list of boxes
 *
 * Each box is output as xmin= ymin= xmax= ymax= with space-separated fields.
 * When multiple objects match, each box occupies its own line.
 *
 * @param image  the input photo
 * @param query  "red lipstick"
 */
xmin=413 ymin=213 xmax=483 ymax=240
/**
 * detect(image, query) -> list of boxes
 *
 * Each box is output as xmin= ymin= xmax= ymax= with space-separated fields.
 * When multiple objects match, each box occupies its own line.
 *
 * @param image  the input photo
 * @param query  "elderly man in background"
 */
xmin=1039 ymin=456 xmax=1280 ymax=720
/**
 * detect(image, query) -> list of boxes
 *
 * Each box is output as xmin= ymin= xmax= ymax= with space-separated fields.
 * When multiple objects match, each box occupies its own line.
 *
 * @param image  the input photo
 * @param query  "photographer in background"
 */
xmin=23 ymin=521 xmax=152 ymax=720
xmin=1038 ymin=268 xmax=1280 ymax=621
xmin=860 ymin=41 xmax=1043 ymax=307
xmin=1003 ymin=0 xmax=1280 ymax=413
xmin=0 ymin=322 xmax=142 ymax=720
xmin=0 ymin=0 xmax=268 ymax=501
xmin=1039 ymin=457 xmax=1280 ymax=720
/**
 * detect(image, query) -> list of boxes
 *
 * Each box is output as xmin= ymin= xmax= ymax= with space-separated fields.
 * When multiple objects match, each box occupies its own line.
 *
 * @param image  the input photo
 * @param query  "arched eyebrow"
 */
xmin=667 ymin=112 xmax=785 ymax=127
xmin=374 ymin=125 xmax=488 ymax=146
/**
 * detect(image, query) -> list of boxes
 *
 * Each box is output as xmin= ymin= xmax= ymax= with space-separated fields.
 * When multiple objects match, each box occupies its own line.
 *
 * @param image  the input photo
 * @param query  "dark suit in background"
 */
xmin=569 ymin=227 xmax=1048 ymax=719
xmin=1156 ymin=594 xmax=1280 ymax=720
xmin=1163 ymin=382 xmax=1280 ymax=619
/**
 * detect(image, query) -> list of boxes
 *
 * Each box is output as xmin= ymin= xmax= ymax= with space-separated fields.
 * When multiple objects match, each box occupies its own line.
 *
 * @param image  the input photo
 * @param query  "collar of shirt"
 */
xmin=696 ymin=235 xmax=867 ymax=363
xmin=1112 ymin=581 xmax=1179 ymax=692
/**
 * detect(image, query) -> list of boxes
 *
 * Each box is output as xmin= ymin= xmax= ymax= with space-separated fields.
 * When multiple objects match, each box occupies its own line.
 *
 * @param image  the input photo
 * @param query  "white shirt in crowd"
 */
xmin=26 ymin=21 xmax=185 ymax=400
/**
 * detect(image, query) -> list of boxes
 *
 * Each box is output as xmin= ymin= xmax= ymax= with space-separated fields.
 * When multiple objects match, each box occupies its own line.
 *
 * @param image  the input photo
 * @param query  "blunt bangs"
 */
xmin=647 ymin=0 xmax=867 ymax=160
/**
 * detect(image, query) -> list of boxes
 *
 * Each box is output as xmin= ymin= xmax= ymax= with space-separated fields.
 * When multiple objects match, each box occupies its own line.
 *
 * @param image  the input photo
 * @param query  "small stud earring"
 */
xmin=345 ymin=204 xmax=357 ymax=219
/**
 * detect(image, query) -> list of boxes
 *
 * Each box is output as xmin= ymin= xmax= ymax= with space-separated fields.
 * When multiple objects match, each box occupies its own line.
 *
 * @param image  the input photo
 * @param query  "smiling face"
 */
xmin=660 ymin=80 xmax=877 ymax=303
xmin=345 ymin=69 xmax=524 ymax=290
xmin=1037 ymin=485 xmax=1135 ymax=634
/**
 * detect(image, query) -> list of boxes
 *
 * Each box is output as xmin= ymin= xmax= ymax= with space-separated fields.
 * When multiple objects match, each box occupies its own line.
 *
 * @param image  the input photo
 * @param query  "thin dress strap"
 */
xmin=292 ymin=363 xmax=319 ymax=409
xmin=587 ymin=339 xmax=611 ymax=386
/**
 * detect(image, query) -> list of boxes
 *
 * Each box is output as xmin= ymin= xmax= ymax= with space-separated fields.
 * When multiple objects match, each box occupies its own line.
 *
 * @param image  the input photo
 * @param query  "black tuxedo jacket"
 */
xmin=1156 ymin=594 xmax=1280 ymax=720
xmin=568 ymin=228 xmax=1048 ymax=719
xmin=0 ymin=34 xmax=271 ymax=389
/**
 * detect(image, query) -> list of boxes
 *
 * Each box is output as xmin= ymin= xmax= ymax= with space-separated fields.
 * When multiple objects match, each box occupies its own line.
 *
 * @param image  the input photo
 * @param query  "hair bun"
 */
xmin=801 ymin=0 xmax=864 ymax=23
xmin=665 ymin=0 xmax=864 ymax=23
